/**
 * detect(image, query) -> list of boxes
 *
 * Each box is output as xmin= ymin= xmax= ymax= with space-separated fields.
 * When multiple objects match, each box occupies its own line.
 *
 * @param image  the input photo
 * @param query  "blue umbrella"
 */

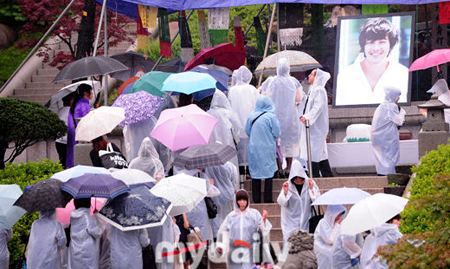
xmin=161 ymin=72 xmax=217 ymax=96
xmin=61 ymin=173 xmax=130 ymax=199
xmin=97 ymin=186 xmax=172 ymax=231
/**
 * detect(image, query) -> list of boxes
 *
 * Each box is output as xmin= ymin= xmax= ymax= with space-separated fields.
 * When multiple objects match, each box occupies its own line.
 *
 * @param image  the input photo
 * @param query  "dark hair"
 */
xmin=74 ymin=198 xmax=91 ymax=209
xmin=70 ymin=84 xmax=92 ymax=114
xmin=178 ymin=93 xmax=193 ymax=107
xmin=387 ymin=214 xmax=401 ymax=223
xmin=235 ymin=189 xmax=249 ymax=208
xmin=91 ymin=136 xmax=107 ymax=152
xmin=359 ymin=17 xmax=399 ymax=55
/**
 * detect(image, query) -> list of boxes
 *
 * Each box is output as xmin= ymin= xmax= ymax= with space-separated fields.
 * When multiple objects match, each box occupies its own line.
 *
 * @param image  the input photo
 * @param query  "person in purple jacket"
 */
xmin=66 ymin=84 xmax=93 ymax=168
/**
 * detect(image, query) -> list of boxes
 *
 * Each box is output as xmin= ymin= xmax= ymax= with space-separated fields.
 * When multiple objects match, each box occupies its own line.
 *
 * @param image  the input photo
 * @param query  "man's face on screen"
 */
xmin=364 ymin=35 xmax=390 ymax=65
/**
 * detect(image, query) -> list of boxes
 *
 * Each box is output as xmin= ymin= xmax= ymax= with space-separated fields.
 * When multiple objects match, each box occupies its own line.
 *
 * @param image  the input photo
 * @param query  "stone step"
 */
xmin=24 ymin=81 xmax=65 ymax=89
xmin=14 ymin=88 xmax=57 ymax=96
xmin=10 ymin=94 xmax=52 ymax=105
xmin=31 ymin=74 xmax=55 ymax=83
xmin=37 ymin=68 xmax=60 ymax=76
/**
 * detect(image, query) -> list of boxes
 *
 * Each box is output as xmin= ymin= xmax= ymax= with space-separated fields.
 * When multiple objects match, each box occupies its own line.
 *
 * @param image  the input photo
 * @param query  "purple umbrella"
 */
xmin=112 ymin=91 xmax=165 ymax=127
xmin=61 ymin=173 xmax=130 ymax=199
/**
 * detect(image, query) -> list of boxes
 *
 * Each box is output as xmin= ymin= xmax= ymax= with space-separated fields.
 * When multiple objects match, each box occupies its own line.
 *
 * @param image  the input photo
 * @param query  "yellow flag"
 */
xmin=138 ymin=5 xmax=158 ymax=28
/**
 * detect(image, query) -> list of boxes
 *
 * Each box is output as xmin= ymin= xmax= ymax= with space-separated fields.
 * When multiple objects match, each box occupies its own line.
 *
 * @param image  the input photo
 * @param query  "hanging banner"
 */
xmin=158 ymin=8 xmax=171 ymax=58
xmin=179 ymin=11 xmax=194 ymax=64
xmin=254 ymin=16 xmax=265 ymax=56
xmin=362 ymin=5 xmax=388 ymax=15
xmin=440 ymin=1 xmax=450 ymax=24
xmin=209 ymin=29 xmax=228 ymax=46
xmin=208 ymin=7 xmax=230 ymax=29
xmin=278 ymin=3 xmax=304 ymax=50
xmin=138 ymin=5 xmax=158 ymax=28
xmin=279 ymin=28 xmax=303 ymax=49
xmin=136 ymin=7 xmax=149 ymax=52
xmin=198 ymin=10 xmax=210 ymax=49
xmin=234 ymin=16 xmax=245 ymax=52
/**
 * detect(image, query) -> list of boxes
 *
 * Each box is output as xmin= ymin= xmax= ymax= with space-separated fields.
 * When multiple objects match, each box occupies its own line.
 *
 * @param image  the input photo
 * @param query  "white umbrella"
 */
xmin=254 ymin=50 xmax=322 ymax=76
xmin=75 ymin=106 xmax=125 ymax=141
xmin=48 ymin=80 xmax=101 ymax=113
xmin=111 ymin=168 xmax=157 ymax=188
xmin=51 ymin=165 xmax=110 ymax=183
xmin=0 ymin=184 xmax=26 ymax=229
xmin=150 ymin=173 xmax=207 ymax=216
xmin=340 ymin=193 xmax=408 ymax=235
xmin=311 ymin=187 xmax=371 ymax=206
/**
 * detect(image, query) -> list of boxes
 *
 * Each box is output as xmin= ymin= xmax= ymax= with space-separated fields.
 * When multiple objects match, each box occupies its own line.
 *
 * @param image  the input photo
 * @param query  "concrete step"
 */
xmin=31 ymin=74 xmax=55 ymax=83
xmin=37 ymin=68 xmax=60 ymax=76
xmin=24 ymin=81 xmax=65 ymax=89
xmin=10 ymin=94 xmax=52 ymax=105
xmin=14 ymin=88 xmax=57 ymax=96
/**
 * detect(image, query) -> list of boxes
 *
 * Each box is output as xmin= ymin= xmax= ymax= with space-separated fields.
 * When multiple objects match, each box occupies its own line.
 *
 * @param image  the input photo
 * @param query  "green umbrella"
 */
xmin=128 ymin=71 xmax=173 ymax=97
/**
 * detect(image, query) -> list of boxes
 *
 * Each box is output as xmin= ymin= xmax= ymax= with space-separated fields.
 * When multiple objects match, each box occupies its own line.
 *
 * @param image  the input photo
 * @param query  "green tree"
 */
xmin=0 ymin=98 xmax=67 ymax=169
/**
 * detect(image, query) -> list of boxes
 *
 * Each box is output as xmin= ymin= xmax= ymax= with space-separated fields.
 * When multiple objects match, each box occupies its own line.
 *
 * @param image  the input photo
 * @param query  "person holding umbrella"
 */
xmin=26 ymin=209 xmax=67 ymax=268
xmin=331 ymin=230 xmax=364 ymax=269
xmin=0 ymin=228 xmax=12 ymax=269
xmin=66 ymin=84 xmax=93 ymax=168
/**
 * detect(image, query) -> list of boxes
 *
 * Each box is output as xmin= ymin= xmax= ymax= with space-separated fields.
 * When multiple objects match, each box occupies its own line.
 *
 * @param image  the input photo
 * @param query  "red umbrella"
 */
xmin=409 ymin=48 xmax=450 ymax=72
xmin=118 ymin=76 xmax=140 ymax=96
xmin=184 ymin=43 xmax=246 ymax=72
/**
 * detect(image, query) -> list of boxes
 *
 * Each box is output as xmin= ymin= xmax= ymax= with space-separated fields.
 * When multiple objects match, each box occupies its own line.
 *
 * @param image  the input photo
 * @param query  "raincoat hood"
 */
xmin=210 ymin=90 xmax=232 ymax=110
xmin=288 ymin=159 xmax=309 ymax=181
xmin=235 ymin=66 xmax=253 ymax=85
xmin=276 ymin=58 xmax=290 ymax=77
xmin=384 ymin=86 xmax=402 ymax=103
xmin=312 ymin=68 xmax=331 ymax=89
xmin=371 ymin=222 xmax=400 ymax=237
xmin=70 ymin=207 xmax=90 ymax=219
xmin=39 ymin=209 xmax=57 ymax=219
xmin=138 ymin=137 xmax=159 ymax=159
xmin=323 ymin=204 xmax=347 ymax=227
xmin=427 ymin=79 xmax=448 ymax=95
xmin=254 ymin=96 xmax=275 ymax=113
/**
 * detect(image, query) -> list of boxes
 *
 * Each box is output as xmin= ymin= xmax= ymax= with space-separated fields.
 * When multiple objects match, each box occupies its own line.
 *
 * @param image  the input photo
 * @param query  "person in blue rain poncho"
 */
xmin=216 ymin=189 xmax=272 ymax=269
xmin=245 ymin=96 xmax=281 ymax=203
xmin=314 ymin=205 xmax=347 ymax=269
xmin=0 ymin=228 xmax=12 ymax=269
xmin=371 ymin=86 xmax=406 ymax=175
xmin=332 ymin=229 xmax=364 ymax=269
xmin=110 ymin=226 xmax=150 ymax=269
xmin=204 ymin=163 xmax=236 ymax=238
xmin=27 ymin=209 xmax=67 ymax=269
xmin=300 ymin=68 xmax=333 ymax=177
xmin=360 ymin=214 xmax=402 ymax=269
xmin=262 ymin=57 xmax=303 ymax=176
xmin=68 ymin=198 xmax=102 ymax=269
xmin=277 ymin=159 xmax=320 ymax=243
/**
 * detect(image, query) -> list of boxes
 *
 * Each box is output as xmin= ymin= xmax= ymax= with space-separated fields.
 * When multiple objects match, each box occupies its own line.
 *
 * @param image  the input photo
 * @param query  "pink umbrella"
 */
xmin=56 ymin=197 xmax=106 ymax=225
xmin=409 ymin=48 xmax=450 ymax=72
xmin=150 ymin=104 xmax=218 ymax=151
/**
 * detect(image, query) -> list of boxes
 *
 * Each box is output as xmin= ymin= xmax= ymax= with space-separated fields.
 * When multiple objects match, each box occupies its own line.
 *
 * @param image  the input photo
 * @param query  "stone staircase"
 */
xmin=8 ymin=23 xmax=137 ymax=105
xmin=209 ymin=175 xmax=388 ymax=268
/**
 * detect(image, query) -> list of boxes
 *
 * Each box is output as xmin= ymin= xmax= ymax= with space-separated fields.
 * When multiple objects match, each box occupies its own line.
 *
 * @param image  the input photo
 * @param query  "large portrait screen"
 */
xmin=333 ymin=12 xmax=415 ymax=107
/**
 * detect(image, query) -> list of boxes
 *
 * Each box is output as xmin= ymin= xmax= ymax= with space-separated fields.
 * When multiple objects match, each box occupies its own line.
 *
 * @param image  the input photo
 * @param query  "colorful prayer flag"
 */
xmin=158 ymin=9 xmax=171 ymax=58
xmin=179 ymin=11 xmax=194 ymax=63
xmin=234 ymin=17 xmax=245 ymax=53
xmin=138 ymin=5 xmax=158 ymax=28
xmin=198 ymin=10 xmax=211 ymax=49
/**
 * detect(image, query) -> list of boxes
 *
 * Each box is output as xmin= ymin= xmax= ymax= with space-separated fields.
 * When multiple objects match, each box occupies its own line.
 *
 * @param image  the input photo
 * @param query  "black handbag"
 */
xmin=309 ymin=205 xmax=324 ymax=234
xmin=99 ymin=143 xmax=128 ymax=169
xmin=204 ymin=197 xmax=218 ymax=219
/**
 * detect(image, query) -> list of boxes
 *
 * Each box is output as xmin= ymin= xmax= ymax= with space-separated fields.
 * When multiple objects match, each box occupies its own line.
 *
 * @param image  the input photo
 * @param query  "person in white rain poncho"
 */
xmin=216 ymin=189 xmax=272 ymax=269
xmin=361 ymin=214 xmax=402 ymax=269
xmin=207 ymin=90 xmax=243 ymax=189
xmin=110 ymin=226 xmax=150 ymax=269
xmin=371 ymin=86 xmax=406 ymax=175
xmin=68 ymin=198 xmax=102 ymax=269
xmin=332 ymin=230 xmax=364 ymax=269
xmin=245 ymin=96 xmax=281 ymax=203
xmin=300 ymin=68 xmax=333 ymax=177
xmin=262 ymin=58 xmax=302 ymax=175
xmin=277 ymin=159 xmax=320 ymax=243
xmin=0 ymin=228 xmax=12 ymax=269
xmin=147 ymin=217 xmax=180 ymax=269
xmin=129 ymin=137 xmax=165 ymax=180
xmin=205 ymin=163 xmax=236 ymax=238
xmin=228 ymin=66 xmax=260 ymax=168
xmin=27 ymin=209 xmax=67 ymax=269
xmin=314 ymin=205 xmax=347 ymax=269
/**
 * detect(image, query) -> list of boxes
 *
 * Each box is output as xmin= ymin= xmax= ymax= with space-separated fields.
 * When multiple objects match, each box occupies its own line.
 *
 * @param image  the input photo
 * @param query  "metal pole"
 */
xmin=277 ymin=4 xmax=280 ymax=51
xmin=243 ymin=4 xmax=266 ymax=38
xmin=151 ymin=10 xmax=194 ymax=71
xmin=93 ymin=0 xmax=107 ymax=57
xmin=257 ymin=3 xmax=277 ymax=87
xmin=305 ymin=119 xmax=313 ymax=179
xmin=103 ymin=0 xmax=108 ymax=106
xmin=0 ymin=0 xmax=77 ymax=94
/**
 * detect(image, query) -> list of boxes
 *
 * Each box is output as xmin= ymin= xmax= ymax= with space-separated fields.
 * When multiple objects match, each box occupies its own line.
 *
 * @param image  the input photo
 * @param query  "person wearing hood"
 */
xmin=371 ymin=86 xmax=406 ymax=175
xmin=109 ymin=225 xmax=150 ymax=269
xmin=262 ymin=58 xmax=303 ymax=177
xmin=207 ymin=90 xmax=243 ymax=189
xmin=332 ymin=230 xmax=364 ymax=269
xmin=245 ymin=96 xmax=281 ymax=203
xmin=228 ymin=66 xmax=260 ymax=173
xmin=300 ymin=68 xmax=333 ymax=177
xmin=314 ymin=205 xmax=347 ymax=269
xmin=427 ymin=79 xmax=450 ymax=125
xmin=26 ymin=209 xmax=67 ymax=268
xmin=129 ymin=137 xmax=165 ymax=180
xmin=278 ymin=159 xmax=320 ymax=243
xmin=216 ymin=189 xmax=272 ymax=269
xmin=360 ymin=214 xmax=402 ymax=268
xmin=68 ymin=198 xmax=102 ymax=269
xmin=0 ymin=228 xmax=12 ymax=269
xmin=147 ymin=217 xmax=181 ymax=269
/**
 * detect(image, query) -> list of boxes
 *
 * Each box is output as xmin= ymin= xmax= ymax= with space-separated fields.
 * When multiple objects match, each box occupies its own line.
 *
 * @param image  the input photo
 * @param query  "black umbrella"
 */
xmin=172 ymin=142 xmax=237 ymax=170
xmin=52 ymin=56 xmax=129 ymax=84
xmin=110 ymin=51 xmax=156 ymax=81
xmin=14 ymin=178 xmax=73 ymax=213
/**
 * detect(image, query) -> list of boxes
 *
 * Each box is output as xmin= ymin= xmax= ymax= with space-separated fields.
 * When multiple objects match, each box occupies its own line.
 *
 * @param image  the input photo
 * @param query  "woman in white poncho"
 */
xmin=129 ymin=137 xmax=165 ymax=180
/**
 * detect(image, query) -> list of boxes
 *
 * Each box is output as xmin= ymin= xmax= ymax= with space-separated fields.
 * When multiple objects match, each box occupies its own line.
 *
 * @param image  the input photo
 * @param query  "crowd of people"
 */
xmin=0 ymin=56 xmax=408 ymax=269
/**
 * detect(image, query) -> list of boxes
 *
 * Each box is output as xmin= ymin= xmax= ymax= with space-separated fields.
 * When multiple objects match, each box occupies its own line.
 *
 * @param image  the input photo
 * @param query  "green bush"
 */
xmin=400 ymin=144 xmax=450 ymax=234
xmin=0 ymin=46 xmax=30 ymax=88
xmin=0 ymin=160 xmax=64 ymax=268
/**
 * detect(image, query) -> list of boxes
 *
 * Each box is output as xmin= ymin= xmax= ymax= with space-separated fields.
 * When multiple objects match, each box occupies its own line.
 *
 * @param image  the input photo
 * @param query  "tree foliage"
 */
xmin=0 ymin=98 xmax=67 ymax=168
xmin=15 ymin=0 xmax=133 ymax=69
